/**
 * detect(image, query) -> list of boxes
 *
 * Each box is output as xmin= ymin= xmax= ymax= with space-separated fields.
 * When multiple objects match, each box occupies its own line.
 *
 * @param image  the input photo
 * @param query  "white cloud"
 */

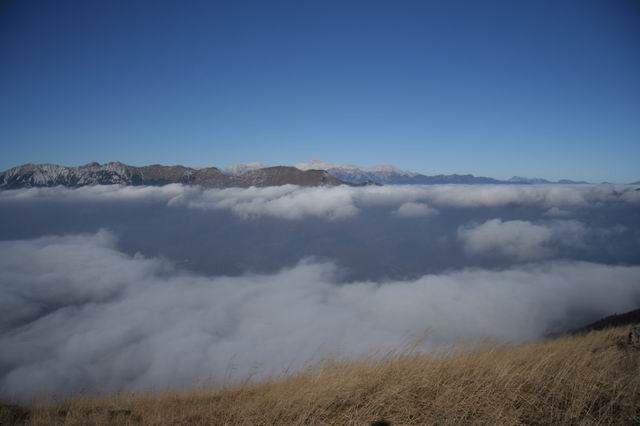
xmin=0 ymin=183 xmax=190 ymax=203
xmin=171 ymin=185 xmax=360 ymax=219
xmin=458 ymin=219 xmax=554 ymax=259
xmin=394 ymin=202 xmax=439 ymax=217
xmin=1 ymin=184 xmax=638 ymax=220
xmin=2 ymin=231 xmax=639 ymax=399
xmin=549 ymin=219 xmax=588 ymax=249
xmin=458 ymin=219 xmax=588 ymax=260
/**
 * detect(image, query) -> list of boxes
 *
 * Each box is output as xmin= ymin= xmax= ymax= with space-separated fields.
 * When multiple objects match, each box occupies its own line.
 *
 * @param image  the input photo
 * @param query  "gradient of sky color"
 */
xmin=1 ymin=0 xmax=639 ymax=182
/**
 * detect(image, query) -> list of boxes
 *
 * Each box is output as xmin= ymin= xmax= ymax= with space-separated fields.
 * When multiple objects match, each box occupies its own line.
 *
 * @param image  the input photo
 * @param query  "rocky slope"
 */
xmin=0 ymin=163 xmax=343 ymax=189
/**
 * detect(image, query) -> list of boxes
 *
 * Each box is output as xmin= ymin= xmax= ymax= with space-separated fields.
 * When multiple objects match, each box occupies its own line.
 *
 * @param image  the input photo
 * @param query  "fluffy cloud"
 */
xmin=393 ymin=202 xmax=439 ymax=217
xmin=458 ymin=219 xmax=588 ymax=260
xmin=170 ymin=185 xmax=361 ymax=219
xmin=0 ymin=183 xmax=190 ymax=203
xmin=1 ymin=184 xmax=638 ymax=220
xmin=458 ymin=219 xmax=554 ymax=259
xmin=2 ymin=231 xmax=640 ymax=399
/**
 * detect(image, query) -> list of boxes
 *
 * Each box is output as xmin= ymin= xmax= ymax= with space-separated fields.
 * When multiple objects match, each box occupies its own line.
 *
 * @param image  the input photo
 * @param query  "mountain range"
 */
xmin=0 ymin=162 xmax=342 ymax=189
xmin=294 ymin=160 xmax=590 ymax=185
xmin=0 ymin=160 xmax=608 ymax=189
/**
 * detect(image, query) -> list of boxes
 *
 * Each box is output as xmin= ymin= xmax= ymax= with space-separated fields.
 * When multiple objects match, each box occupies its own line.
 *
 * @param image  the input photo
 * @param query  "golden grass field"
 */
xmin=3 ymin=325 xmax=639 ymax=425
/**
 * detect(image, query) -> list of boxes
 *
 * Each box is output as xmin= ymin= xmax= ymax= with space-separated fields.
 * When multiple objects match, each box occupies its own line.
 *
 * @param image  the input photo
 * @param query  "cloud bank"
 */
xmin=458 ymin=219 xmax=588 ymax=260
xmin=1 ymin=184 xmax=639 ymax=220
xmin=394 ymin=201 xmax=439 ymax=217
xmin=2 ymin=231 xmax=640 ymax=400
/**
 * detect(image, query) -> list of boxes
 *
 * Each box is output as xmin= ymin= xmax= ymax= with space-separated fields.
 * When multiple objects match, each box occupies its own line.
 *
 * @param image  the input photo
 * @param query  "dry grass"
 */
xmin=13 ymin=326 xmax=640 ymax=425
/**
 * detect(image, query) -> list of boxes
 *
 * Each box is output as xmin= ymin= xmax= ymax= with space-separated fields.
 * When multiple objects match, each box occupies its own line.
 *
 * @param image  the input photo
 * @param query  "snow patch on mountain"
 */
xmin=223 ymin=162 xmax=267 ymax=176
xmin=295 ymin=159 xmax=418 ymax=184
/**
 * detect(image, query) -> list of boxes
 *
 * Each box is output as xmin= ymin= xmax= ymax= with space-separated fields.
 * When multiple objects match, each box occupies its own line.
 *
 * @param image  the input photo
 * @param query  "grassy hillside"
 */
xmin=5 ymin=325 xmax=640 ymax=425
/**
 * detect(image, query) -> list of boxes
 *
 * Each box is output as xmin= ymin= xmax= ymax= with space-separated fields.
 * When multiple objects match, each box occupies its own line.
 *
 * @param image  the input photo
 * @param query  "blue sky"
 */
xmin=1 ymin=0 xmax=638 ymax=182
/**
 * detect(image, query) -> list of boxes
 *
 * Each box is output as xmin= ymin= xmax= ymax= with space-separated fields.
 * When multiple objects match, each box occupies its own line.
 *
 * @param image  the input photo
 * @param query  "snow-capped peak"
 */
xmin=294 ymin=159 xmax=353 ymax=171
xmin=295 ymin=159 xmax=415 ymax=176
xmin=365 ymin=164 xmax=416 ymax=176
xmin=222 ymin=162 xmax=267 ymax=176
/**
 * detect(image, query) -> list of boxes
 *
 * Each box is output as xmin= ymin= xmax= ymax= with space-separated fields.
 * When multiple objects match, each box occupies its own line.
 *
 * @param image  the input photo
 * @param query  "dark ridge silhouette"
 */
xmin=571 ymin=308 xmax=640 ymax=334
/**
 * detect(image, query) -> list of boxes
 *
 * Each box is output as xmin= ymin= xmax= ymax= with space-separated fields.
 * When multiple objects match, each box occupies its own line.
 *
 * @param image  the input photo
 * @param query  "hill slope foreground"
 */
xmin=3 ymin=325 xmax=639 ymax=425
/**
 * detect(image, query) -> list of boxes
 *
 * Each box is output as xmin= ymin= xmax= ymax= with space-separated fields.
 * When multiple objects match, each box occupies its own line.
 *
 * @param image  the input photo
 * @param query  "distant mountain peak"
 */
xmin=293 ymin=159 xmax=501 ymax=185
xmin=294 ymin=159 xmax=341 ymax=171
xmin=366 ymin=164 xmax=416 ymax=176
xmin=295 ymin=159 xmax=415 ymax=175
xmin=508 ymin=176 xmax=552 ymax=184
xmin=222 ymin=162 xmax=267 ymax=176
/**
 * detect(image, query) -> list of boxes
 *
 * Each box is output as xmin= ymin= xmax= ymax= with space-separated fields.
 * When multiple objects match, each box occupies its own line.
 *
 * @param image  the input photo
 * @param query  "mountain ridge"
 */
xmin=0 ymin=163 xmax=343 ymax=189
xmin=293 ymin=160 xmax=590 ymax=185
xmin=0 ymin=161 xmax=603 ymax=189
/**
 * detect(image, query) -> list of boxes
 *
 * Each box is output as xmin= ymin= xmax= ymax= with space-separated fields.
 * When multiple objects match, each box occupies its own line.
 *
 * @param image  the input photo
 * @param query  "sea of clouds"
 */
xmin=2 ymin=183 xmax=639 ymax=219
xmin=1 ymin=184 xmax=639 ymax=399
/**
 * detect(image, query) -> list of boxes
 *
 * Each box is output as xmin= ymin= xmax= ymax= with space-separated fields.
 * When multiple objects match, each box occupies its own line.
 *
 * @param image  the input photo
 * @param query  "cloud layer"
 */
xmin=2 ymin=231 xmax=640 ymax=400
xmin=394 ymin=201 xmax=439 ymax=217
xmin=458 ymin=219 xmax=588 ymax=260
xmin=1 ymin=184 xmax=639 ymax=399
xmin=1 ymin=184 xmax=639 ymax=220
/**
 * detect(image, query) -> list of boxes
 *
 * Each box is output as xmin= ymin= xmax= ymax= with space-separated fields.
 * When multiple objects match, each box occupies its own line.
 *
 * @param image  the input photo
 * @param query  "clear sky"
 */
xmin=1 ymin=0 xmax=639 ymax=182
